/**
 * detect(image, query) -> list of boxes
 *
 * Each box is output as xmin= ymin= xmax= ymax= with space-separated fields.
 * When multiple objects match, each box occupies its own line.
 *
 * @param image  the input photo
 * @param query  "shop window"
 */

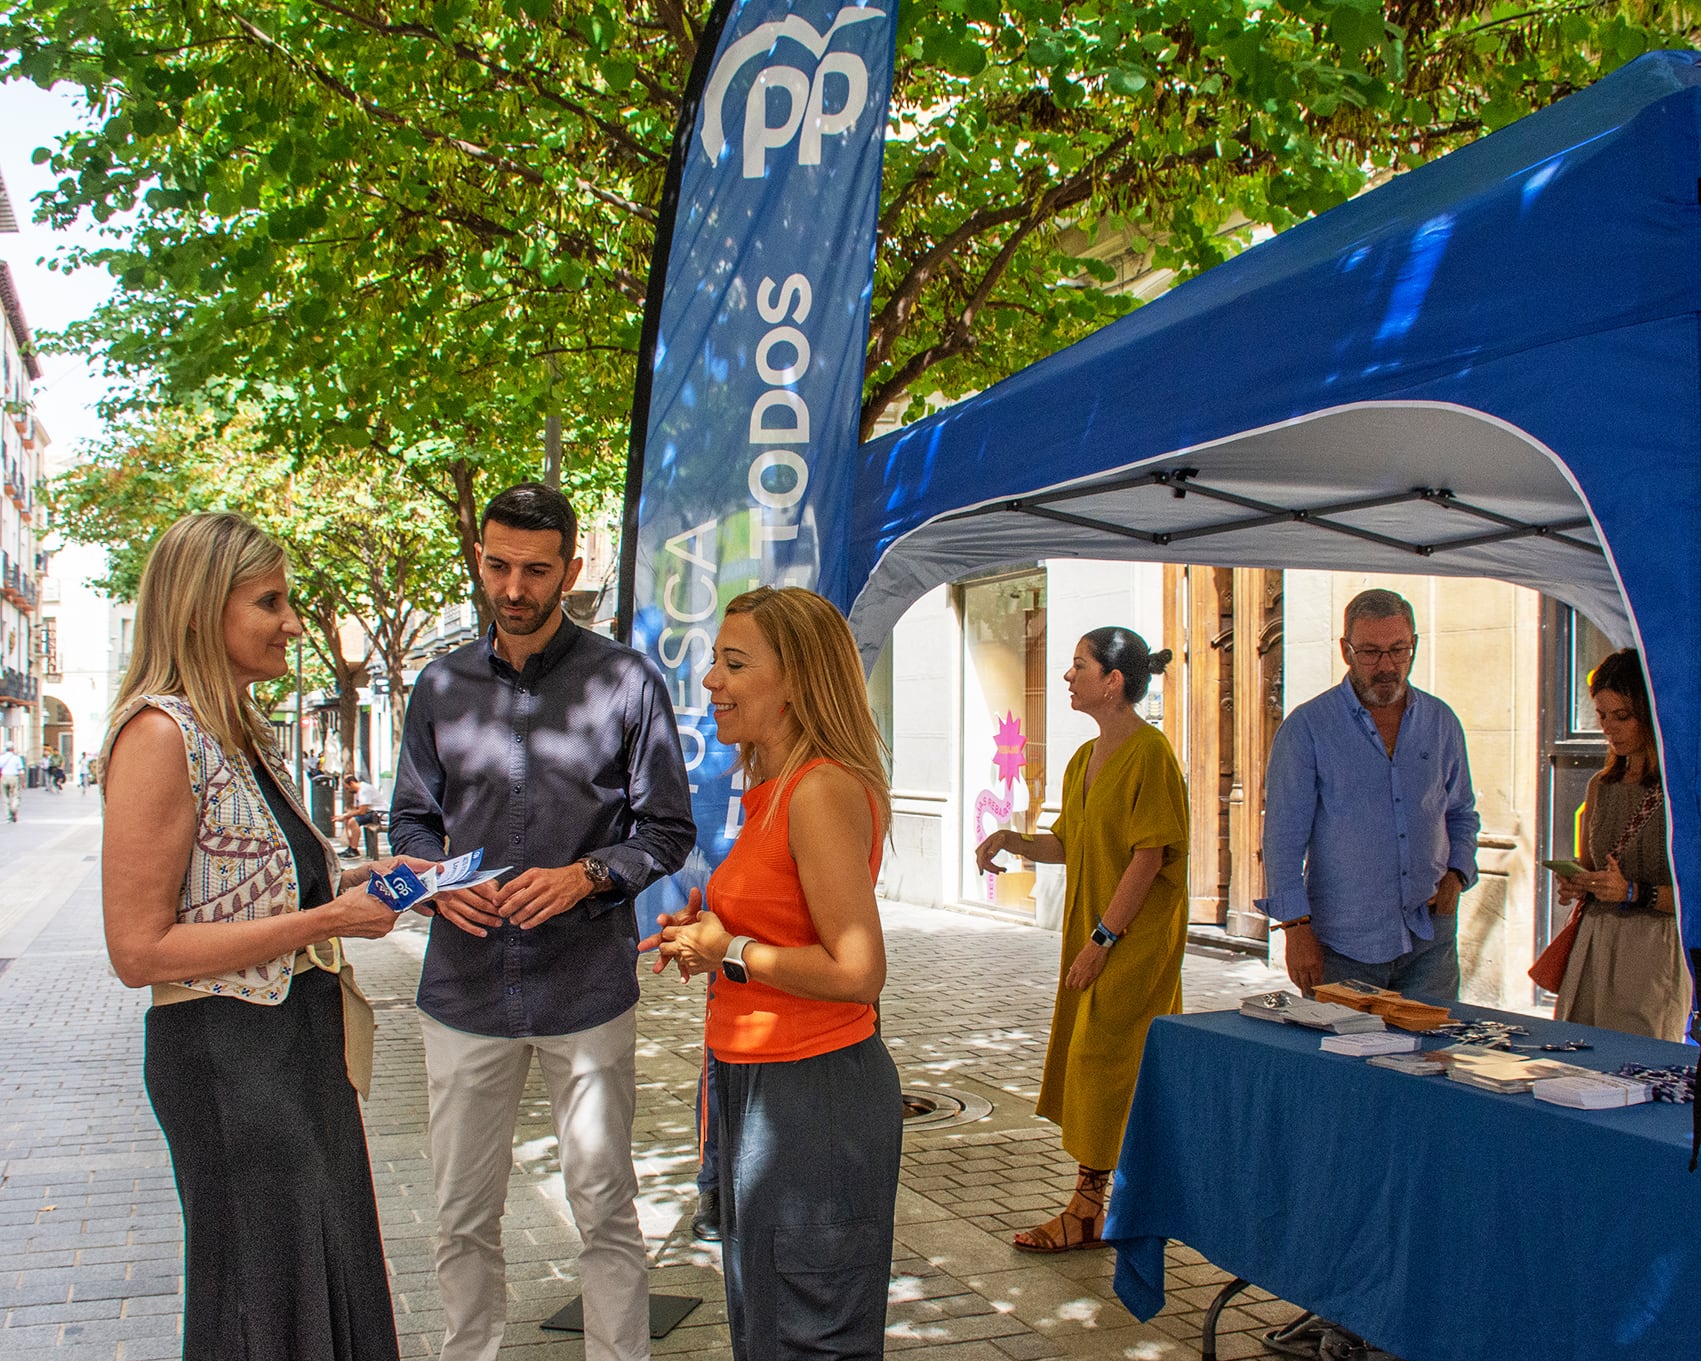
xmin=960 ymin=570 xmax=1046 ymax=912
xmin=1566 ymin=612 xmax=1613 ymax=736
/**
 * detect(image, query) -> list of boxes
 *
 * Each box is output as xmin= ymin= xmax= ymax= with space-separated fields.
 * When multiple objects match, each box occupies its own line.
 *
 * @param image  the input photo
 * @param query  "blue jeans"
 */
xmin=1321 ymin=918 xmax=1460 ymax=1002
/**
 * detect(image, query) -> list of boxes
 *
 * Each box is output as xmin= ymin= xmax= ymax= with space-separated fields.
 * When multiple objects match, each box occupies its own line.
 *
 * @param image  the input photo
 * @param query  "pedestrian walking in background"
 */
xmin=98 ymin=512 xmax=434 ymax=1360
xmin=647 ymin=585 xmax=902 ymax=1361
xmin=1551 ymin=648 xmax=1691 ymax=1039
xmin=976 ymin=627 xmax=1188 ymax=1253
xmin=77 ymin=750 xmax=92 ymax=793
xmin=389 ymin=482 xmax=694 ymax=1361
xmin=1259 ymin=588 xmax=1479 ymax=998
xmin=0 ymin=743 xmax=22 ymax=820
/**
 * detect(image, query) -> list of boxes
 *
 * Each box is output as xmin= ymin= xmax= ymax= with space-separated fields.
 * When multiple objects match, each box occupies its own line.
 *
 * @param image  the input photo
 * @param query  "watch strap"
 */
xmin=723 ymin=935 xmax=754 ymax=982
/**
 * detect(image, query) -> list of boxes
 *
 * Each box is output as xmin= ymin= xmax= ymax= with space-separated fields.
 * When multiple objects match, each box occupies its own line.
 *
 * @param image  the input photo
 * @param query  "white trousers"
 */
xmin=420 ymin=1007 xmax=650 ymax=1361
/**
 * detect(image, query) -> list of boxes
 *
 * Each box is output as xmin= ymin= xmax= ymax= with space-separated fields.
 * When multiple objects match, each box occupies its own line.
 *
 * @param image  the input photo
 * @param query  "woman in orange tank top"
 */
xmin=648 ymin=586 xmax=900 ymax=1361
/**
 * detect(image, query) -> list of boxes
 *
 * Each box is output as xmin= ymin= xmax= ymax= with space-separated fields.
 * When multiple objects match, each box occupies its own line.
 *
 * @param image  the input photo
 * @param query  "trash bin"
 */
xmin=309 ymin=772 xmax=338 ymax=837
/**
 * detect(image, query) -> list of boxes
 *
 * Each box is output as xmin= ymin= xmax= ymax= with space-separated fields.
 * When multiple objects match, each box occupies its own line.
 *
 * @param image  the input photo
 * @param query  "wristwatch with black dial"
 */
xmin=579 ymin=856 xmax=615 ymax=894
xmin=722 ymin=935 xmax=755 ymax=984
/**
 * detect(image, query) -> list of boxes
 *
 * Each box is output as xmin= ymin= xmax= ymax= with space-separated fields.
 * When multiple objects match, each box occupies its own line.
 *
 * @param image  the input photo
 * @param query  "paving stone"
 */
xmin=1207 ymin=1329 xmax=1272 ymax=1360
xmin=1149 ymin=1310 xmax=1207 ymax=1343
xmin=114 ymin=1338 xmax=186 ymax=1361
xmin=58 ymin=1312 xmax=180 ymax=1345
xmin=0 ymin=1322 xmax=65 ymax=1353
xmin=2 ymin=1297 xmax=122 ymax=1327
xmin=1172 ymin=1261 xmax=1233 ymax=1287
xmin=0 ymin=1276 xmax=73 ymax=1307
xmin=887 ymin=1340 xmax=1022 ymax=1361
xmin=991 ymin=1334 xmax=1069 ymax=1360
xmin=0 ymin=801 xmax=1300 ymax=1357
xmin=1245 ymin=1298 xmax=1301 ymax=1327
xmin=115 ymin=1295 xmax=182 ymax=1320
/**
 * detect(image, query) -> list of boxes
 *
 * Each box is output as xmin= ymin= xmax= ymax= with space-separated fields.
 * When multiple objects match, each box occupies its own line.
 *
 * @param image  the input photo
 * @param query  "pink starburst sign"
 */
xmin=992 ymin=711 xmax=1027 ymax=787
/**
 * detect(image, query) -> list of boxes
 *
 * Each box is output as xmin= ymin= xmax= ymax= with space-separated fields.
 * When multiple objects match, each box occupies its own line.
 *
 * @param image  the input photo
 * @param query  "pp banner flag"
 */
xmin=619 ymin=0 xmax=897 ymax=871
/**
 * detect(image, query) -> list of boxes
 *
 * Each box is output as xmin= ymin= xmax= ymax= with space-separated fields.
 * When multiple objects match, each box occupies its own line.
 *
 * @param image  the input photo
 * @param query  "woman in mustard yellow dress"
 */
xmin=976 ymin=626 xmax=1188 ymax=1252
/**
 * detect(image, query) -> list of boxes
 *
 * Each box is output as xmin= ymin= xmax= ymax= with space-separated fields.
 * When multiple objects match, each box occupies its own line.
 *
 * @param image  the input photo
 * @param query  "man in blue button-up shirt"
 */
xmin=390 ymin=483 xmax=694 ymax=1361
xmin=1259 ymin=589 xmax=1479 ymax=999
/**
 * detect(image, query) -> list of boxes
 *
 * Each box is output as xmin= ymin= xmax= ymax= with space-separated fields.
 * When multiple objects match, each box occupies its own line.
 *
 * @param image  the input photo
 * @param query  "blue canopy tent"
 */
xmin=845 ymin=50 xmax=1701 ymax=954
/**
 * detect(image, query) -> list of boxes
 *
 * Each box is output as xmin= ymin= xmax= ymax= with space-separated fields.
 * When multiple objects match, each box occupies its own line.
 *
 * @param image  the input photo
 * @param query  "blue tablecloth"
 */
xmin=1105 ymin=1004 xmax=1699 ymax=1361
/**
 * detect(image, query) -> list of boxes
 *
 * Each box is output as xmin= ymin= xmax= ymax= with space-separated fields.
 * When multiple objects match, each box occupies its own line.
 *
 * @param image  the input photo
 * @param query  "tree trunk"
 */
xmin=304 ymin=603 xmax=369 ymax=776
xmin=338 ymin=672 xmax=362 ymax=776
xmin=450 ymin=458 xmax=492 ymax=631
xmin=388 ymin=653 xmax=410 ymax=755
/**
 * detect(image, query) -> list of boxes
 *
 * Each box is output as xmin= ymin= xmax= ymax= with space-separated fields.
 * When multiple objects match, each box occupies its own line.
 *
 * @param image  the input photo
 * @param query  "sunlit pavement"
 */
xmin=0 ymin=792 xmax=1299 ymax=1360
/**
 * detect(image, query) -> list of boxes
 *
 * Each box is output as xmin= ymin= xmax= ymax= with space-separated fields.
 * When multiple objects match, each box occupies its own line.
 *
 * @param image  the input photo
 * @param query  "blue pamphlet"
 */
xmin=368 ymin=849 xmax=510 ymax=912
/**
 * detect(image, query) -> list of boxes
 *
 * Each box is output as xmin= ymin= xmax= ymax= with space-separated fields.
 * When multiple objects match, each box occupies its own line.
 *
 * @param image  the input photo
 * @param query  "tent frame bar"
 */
xmin=939 ymin=467 xmax=1604 ymax=561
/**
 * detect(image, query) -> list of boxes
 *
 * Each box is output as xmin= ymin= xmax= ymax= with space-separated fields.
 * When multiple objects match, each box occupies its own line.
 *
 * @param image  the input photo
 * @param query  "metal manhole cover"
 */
xmin=899 ymin=1085 xmax=992 ymax=1129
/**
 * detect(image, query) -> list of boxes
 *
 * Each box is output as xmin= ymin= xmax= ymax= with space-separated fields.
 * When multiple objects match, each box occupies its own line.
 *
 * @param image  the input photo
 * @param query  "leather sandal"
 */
xmin=1012 ymin=1168 xmax=1109 ymax=1253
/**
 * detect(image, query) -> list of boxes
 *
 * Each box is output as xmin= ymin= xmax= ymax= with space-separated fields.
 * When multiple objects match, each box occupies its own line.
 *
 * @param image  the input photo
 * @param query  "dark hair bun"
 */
xmin=1081 ymin=626 xmax=1167 ymax=705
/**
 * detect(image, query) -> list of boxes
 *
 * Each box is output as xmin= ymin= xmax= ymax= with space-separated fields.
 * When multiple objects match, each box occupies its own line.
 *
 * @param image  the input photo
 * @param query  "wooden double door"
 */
xmin=1161 ymin=566 xmax=1284 ymax=941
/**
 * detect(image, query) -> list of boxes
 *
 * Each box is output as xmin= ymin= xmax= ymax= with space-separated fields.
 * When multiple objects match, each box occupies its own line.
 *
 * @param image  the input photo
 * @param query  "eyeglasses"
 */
xmin=1344 ymin=641 xmax=1417 ymax=665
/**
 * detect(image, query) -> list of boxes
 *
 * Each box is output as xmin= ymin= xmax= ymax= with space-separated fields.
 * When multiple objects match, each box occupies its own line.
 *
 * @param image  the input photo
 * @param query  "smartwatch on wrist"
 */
xmin=1090 ymin=919 xmax=1120 ymax=949
xmin=722 ymin=935 xmax=755 ymax=984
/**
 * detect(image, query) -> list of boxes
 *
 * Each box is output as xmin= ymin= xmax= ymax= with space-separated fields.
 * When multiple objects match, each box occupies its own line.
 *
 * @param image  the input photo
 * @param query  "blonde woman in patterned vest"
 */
xmin=100 ymin=512 xmax=432 ymax=1361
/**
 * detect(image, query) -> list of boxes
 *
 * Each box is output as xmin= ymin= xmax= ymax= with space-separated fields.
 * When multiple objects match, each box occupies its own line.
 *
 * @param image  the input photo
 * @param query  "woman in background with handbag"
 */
xmin=1547 ymin=648 xmax=1690 ymax=1040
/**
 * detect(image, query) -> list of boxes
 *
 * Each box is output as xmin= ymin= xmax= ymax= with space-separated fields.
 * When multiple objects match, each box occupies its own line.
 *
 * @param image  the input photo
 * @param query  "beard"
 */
xmin=494 ymin=596 xmax=559 ymax=636
xmin=1349 ymin=669 xmax=1408 ymax=709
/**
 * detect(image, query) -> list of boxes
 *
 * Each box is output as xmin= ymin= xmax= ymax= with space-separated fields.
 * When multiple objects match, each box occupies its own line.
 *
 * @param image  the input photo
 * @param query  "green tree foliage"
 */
xmin=6 ymin=0 xmax=1697 ymax=502
xmin=50 ymin=411 xmax=464 ymax=757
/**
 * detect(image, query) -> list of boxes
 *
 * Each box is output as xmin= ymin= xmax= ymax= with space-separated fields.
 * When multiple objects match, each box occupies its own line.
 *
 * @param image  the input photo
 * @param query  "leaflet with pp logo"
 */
xmin=368 ymin=850 xmax=511 ymax=911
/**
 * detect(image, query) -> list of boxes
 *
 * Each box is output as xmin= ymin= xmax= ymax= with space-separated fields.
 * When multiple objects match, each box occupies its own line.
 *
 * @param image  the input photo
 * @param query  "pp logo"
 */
xmin=699 ymin=5 xmax=885 ymax=178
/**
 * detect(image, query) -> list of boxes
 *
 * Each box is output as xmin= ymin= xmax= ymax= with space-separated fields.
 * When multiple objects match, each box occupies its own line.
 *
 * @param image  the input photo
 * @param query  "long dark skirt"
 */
xmin=145 ymin=966 xmax=399 ymax=1361
xmin=716 ymin=1034 xmax=903 ymax=1361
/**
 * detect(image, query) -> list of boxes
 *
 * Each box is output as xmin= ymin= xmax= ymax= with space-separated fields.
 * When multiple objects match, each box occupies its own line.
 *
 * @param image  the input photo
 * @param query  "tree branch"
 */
xmin=221 ymin=8 xmax=552 ymax=186
xmin=299 ymin=0 xmax=667 ymax=168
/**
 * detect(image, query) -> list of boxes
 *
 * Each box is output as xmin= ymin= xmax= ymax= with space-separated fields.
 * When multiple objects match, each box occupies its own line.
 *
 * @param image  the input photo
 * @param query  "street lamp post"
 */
xmin=294 ymin=637 xmax=304 ymax=792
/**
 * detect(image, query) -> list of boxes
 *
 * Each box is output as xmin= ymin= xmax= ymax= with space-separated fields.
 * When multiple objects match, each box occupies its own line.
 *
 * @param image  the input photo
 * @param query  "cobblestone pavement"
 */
xmin=0 ymin=790 xmax=1300 ymax=1360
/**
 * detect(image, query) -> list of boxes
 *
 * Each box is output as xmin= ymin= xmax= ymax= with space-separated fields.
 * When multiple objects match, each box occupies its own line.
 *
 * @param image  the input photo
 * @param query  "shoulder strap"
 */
xmin=1609 ymin=785 xmax=1664 ymax=861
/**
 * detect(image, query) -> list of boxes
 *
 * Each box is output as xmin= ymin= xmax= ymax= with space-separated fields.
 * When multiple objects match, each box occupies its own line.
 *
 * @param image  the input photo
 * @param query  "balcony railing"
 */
xmin=0 ymin=553 xmax=38 ymax=610
xmin=0 ymin=667 xmax=39 ymax=704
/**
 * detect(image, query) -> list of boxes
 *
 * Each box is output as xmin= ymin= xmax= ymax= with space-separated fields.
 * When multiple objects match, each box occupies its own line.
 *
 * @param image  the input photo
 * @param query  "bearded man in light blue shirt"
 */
xmin=1259 ymin=589 xmax=1480 ymax=999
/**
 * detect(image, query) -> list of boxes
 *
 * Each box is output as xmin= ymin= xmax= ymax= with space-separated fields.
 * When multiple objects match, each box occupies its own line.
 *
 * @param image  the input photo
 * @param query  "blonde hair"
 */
xmin=108 ymin=512 xmax=289 ymax=759
xmin=723 ymin=586 xmax=891 ymax=835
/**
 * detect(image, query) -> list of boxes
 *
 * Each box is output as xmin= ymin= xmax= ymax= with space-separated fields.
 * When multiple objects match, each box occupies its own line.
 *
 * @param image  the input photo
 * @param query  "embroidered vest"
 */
xmin=102 ymin=694 xmax=338 ymax=1004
